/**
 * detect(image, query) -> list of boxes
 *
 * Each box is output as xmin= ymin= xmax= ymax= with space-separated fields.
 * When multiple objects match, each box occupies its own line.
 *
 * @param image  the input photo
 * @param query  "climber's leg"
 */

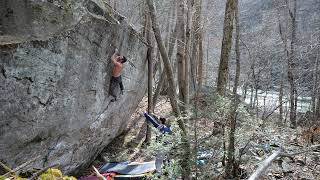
xmin=119 ymin=75 xmax=124 ymax=95
xmin=110 ymin=76 xmax=120 ymax=102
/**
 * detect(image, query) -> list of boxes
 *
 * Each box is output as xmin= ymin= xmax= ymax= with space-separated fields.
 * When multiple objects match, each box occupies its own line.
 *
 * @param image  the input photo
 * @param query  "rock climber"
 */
xmin=109 ymin=49 xmax=127 ymax=102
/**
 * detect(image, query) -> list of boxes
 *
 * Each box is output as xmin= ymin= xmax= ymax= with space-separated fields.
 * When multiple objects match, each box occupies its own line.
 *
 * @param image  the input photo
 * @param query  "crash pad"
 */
xmin=99 ymin=161 xmax=156 ymax=175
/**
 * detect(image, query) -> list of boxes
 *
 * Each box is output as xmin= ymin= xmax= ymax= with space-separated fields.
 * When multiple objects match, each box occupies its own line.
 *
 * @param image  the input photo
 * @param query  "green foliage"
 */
xmin=150 ymin=160 xmax=181 ymax=180
xmin=38 ymin=168 xmax=76 ymax=180
xmin=189 ymin=92 xmax=263 ymax=178
xmin=146 ymin=121 xmax=184 ymax=179
xmin=39 ymin=173 xmax=56 ymax=180
xmin=145 ymin=92 xmax=264 ymax=179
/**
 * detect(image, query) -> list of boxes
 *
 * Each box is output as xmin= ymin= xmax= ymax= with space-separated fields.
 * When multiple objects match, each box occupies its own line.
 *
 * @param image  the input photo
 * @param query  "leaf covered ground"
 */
xmin=87 ymin=91 xmax=320 ymax=179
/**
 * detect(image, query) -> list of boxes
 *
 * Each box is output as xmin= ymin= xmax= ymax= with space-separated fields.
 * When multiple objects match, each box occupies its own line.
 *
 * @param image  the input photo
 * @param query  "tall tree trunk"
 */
xmin=146 ymin=4 xmax=191 ymax=179
xmin=294 ymin=89 xmax=298 ymax=122
xmin=153 ymin=70 xmax=165 ymax=108
xmin=205 ymin=34 xmax=210 ymax=85
xmin=278 ymin=14 xmax=288 ymax=124
xmin=153 ymin=21 xmax=178 ymax=108
xmin=255 ymin=87 xmax=259 ymax=117
xmin=191 ymin=0 xmax=201 ymax=91
xmin=250 ymin=85 xmax=254 ymax=108
xmin=251 ymin=65 xmax=257 ymax=110
xmin=241 ymin=42 xmax=252 ymax=103
xmin=165 ymin=4 xmax=175 ymax=49
xmin=228 ymin=74 xmax=232 ymax=91
xmin=312 ymin=52 xmax=319 ymax=121
xmin=176 ymin=0 xmax=186 ymax=108
xmin=316 ymin=87 xmax=320 ymax=121
xmin=279 ymin=1 xmax=291 ymax=125
xmin=184 ymin=0 xmax=193 ymax=112
xmin=146 ymin=0 xmax=181 ymax=118
xmin=193 ymin=0 xmax=203 ymax=179
xmin=226 ymin=0 xmax=240 ymax=177
xmin=288 ymin=0 xmax=297 ymax=128
xmin=262 ymin=90 xmax=268 ymax=119
xmin=279 ymin=73 xmax=284 ymax=123
xmin=168 ymin=22 xmax=178 ymax=63
xmin=161 ymin=8 xmax=179 ymax=97
xmin=144 ymin=11 xmax=153 ymax=145
xmin=216 ymin=0 xmax=236 ymax=96
xmin=189 ymin=0 xmax=200 ymax=93
xmin=243 ymin=81 xmax=248 ymax=100
xmin=316 ymin=55 xmax=320 ymax=121
xmin=184 ymin=4 xmax=193 ymax=177
xmin=198 ymin=28 xmax=204 ymax=89
xmin=113 ymin=0 xmax=117 ymax=11
xmin=160 ymin=5 xmax=174 ymax=97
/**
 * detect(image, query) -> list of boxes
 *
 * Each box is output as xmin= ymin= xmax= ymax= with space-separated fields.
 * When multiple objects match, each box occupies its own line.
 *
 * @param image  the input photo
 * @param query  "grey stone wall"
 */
xmin=0 ymin=0 xmax=147 ymax=174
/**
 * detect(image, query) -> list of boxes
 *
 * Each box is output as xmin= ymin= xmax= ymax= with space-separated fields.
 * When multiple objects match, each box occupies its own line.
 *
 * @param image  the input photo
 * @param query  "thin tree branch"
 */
xmin=3 ymin=155 xmax=41 ymax=177
xmin=93 ymin=166 xmax=107 ymax=180
xmin=249 ymin=145 xmax=320 ymax=180
xmin=263 ymin=90 xmax=305 ymax=120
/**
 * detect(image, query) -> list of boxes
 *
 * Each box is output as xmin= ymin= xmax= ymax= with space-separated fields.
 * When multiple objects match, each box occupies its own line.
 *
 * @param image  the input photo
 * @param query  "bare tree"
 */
xmin=144 ymin=8 xmax=153 ymax=145
xmin=152 ymin=2 xmax=178 ymax=109
xmin=279 ymin=71 xmax=284 ymax=123
xmin=176 ymin=0 xmax=187 ymax=108
xmin=184 ymin=0 xmax=193 ymax=112
xmin=287 ymin=0 xmax=298 ymax=128
xmin=197 ymin=34 xmax=204 ymax=89
xmin=316 ymin=89 xmax=320 ymax=121
xmin=196 ymin=0 xmax=204 ymax=89
xmin=226 ymin=0 xmax=240 ymax=177
xmin=191 ymin=0 xmax=201 ymax=90
xmin=278 ymin=7 xmax=289 ymax=124
xmin=146 ymin=0 xmax=181 ymax=117
xmin=216 ymin=0 xmax=236 ymax=96
xmin=146 ymin=1 xmax=191 ymax=178
xmin=315 ymin=53 xmax=320 ymax=121
xmin=312 ymin=51 xmax=319 ymax=121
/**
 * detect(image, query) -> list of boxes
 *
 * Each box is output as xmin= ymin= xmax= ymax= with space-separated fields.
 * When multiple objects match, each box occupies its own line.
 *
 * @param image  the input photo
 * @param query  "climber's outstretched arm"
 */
xmin=111 ymin=49 xmax=120 ymax=65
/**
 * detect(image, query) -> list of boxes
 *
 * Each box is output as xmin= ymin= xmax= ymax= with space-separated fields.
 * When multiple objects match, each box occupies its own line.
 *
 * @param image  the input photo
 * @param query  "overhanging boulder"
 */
xmin=0 ymin=0 xmax=147 ymax=174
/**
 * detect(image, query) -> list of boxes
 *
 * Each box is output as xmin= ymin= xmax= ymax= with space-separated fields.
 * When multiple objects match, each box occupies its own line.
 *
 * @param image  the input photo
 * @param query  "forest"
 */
xmin=0 ymin=0 xmax=319 ymax=179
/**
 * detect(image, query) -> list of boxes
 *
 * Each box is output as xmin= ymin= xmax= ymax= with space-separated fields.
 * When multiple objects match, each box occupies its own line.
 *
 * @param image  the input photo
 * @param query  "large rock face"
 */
xmin=0 ymin=0 xmax=147 ymax=174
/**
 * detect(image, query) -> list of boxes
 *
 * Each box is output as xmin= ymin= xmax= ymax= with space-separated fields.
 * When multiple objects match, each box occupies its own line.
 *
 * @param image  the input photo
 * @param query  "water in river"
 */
xmin=239 ymin=89 xmax=311 ymax=114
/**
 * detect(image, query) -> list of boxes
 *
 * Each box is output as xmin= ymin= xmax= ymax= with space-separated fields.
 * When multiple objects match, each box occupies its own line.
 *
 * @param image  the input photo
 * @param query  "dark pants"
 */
xmin=119 ymin=76 xmax=124 ymax=92
xmin=109 ymin=76 xmax=124 ymax=100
